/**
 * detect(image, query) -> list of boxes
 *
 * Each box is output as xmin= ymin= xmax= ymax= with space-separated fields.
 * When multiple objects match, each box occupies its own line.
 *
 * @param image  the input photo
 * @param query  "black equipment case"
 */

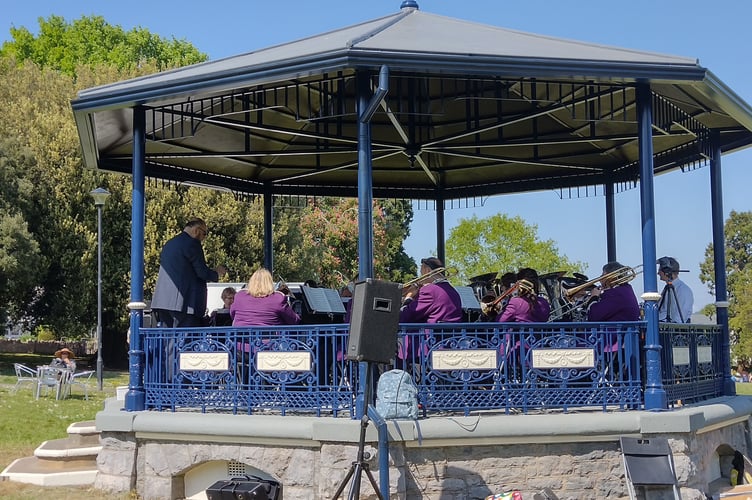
xmin=205 ymin=475 xmax=282 ymax=500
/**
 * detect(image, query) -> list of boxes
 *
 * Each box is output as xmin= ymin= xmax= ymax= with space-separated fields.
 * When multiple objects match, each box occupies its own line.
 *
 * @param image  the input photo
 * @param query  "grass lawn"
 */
xmin=0 ymin=352 xmax=136 ymax=499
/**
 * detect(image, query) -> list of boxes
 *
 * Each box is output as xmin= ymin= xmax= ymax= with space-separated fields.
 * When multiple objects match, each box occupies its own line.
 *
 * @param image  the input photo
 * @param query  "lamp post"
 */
xmin=90 ymin=187 xmax=110 ymax=391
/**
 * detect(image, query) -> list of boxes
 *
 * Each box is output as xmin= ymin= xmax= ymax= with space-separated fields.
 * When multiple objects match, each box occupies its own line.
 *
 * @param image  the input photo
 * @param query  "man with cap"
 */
xmin=657 ymin=256 xmax=694 ymax=323
xmin=400 ymin=257 xmax=463 ymax=323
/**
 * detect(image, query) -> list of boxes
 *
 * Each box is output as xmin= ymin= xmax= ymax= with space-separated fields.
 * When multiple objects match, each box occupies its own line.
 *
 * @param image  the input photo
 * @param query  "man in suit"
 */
xmin=151 ymin=218 xmax=227 ymax=328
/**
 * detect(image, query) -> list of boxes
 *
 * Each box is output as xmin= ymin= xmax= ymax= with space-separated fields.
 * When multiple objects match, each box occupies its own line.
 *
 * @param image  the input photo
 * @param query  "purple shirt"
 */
xmin=496 ymin=296 xmax=550 ymax=323
xmin=587 ymin=284 xmax=640 ymax=322
xmin=230 ymin=291 xmax=301 ymax=326
xmin=399 ymin=281 xmax=463 ymax=323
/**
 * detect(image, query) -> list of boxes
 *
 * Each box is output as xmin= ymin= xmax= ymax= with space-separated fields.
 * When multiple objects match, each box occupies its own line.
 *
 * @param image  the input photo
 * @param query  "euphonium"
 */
xmin=401 ymin=267 xmax=446 ymax=297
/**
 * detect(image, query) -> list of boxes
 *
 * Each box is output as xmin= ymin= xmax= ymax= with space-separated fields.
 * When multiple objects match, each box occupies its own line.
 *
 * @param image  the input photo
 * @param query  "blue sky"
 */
xmin=4 ymin=0 xmax=751 ymax=311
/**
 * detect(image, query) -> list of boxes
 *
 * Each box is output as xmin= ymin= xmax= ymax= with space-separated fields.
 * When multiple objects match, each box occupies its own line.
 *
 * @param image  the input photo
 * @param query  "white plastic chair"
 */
xmin=13 ymin=363 xmax=38 ymax=394
xmin=64 ymin=370 xmax=95 ymax=400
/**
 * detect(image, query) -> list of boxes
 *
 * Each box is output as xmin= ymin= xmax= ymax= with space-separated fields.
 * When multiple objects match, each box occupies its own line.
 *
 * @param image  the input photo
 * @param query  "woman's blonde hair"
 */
xmin=246 ymin=268 xmax=275 ymax=297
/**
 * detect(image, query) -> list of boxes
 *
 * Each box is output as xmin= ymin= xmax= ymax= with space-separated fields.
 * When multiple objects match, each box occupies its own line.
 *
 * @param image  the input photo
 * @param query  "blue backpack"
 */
xmin=376 ymin=369 xmax=419 ymax=419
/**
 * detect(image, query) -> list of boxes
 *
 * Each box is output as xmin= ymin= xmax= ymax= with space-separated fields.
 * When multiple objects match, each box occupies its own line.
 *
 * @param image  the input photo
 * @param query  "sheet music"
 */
xmin=301 ymin=287 xmax=346 ymax=314
xmin=455 ymin=286 xmax=481 ymax=311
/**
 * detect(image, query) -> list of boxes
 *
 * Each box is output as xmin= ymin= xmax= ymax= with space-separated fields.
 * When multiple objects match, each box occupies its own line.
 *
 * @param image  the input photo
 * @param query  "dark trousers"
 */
xmin=153 ymin=309 xmax=203 ymax=328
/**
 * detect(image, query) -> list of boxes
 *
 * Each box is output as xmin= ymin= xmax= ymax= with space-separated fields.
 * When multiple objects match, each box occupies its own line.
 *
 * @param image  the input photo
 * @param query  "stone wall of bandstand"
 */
xmin=94 ymin=396 xmax=752 ymax=499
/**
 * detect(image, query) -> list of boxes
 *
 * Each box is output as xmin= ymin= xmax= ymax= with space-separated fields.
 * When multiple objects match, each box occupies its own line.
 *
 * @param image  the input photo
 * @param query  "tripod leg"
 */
xmin=363 ymin=465 xmax=384 ymax=500
xmin=332 ymin=464 xmax=356 ymax=500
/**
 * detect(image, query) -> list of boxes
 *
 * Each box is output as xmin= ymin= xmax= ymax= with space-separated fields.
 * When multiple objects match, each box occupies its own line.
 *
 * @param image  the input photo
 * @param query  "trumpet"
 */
xmin=480 ymin=282 xmax=520 ymax=316
xmin=401 ymin=267 xmax=446 ymax=297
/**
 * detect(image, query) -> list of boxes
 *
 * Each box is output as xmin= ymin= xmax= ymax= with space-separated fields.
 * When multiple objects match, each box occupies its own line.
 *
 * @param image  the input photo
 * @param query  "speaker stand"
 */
xmin=331 ymin=362 xmax=384 ymax=500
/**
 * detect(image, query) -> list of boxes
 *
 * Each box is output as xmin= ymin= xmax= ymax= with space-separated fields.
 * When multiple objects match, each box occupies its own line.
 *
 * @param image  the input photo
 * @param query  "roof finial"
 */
xmin=400 ymin=1 xmax=419 ymax=9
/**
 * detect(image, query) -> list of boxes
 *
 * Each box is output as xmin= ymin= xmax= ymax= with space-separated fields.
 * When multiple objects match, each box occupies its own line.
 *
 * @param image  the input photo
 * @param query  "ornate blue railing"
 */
xmin=139 ymin=321 xmax=723 ymax=416
xmin=659 ymin=323 xmax=725 ymax=405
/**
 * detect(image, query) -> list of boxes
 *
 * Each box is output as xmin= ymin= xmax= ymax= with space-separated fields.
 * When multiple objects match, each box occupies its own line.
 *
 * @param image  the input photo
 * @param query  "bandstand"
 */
xmin=71 ymin=2 xmax=752 ymax=498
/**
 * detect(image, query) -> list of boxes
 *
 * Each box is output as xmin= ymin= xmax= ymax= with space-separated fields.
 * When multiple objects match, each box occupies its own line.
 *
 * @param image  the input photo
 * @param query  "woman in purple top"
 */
xmin=230 ymin=268 xmax=301 ymax=326
xmin=496 ymin=268 xmax=550 ymax=322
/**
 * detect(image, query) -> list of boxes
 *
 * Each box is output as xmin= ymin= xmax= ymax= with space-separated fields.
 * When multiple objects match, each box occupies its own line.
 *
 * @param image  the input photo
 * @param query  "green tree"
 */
xmin=1 ymin=15 xmax=206 ymax=77
xmin=445 ymin=214 xmax=583 ymax=283
xmin=293 ymin=198 xmax=414 ymax=288
xmin=0 ymin=16 xmax=415 ymax=356
xmin=700 ymin=211 xmax=752 ymax=362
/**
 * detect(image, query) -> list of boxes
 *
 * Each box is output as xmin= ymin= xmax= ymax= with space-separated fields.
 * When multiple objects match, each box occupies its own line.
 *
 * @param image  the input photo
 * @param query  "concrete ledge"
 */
xmin=639 ymin=396 xmax=752 ymax=434
xmin=95 ymin=395 xmax=752 ymax=447
xmin=35 ymin=438 xmax=101 ymax=459
xmin=67 ymin=420 xmax=97 ymax=435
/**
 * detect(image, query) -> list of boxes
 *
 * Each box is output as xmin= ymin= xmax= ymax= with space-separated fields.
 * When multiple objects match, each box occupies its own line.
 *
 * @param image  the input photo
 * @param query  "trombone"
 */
xmin=562 ymin=265 xmax=643 ymax=301
xmin=549 ymin=265 xmax=643 ymax=322
xmin=401 ymin=267 xmax=447 ymax=298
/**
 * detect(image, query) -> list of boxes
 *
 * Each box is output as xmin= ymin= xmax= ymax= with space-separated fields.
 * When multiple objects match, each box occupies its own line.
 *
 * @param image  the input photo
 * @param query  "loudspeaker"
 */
xmin=346 ymin=279 xmax=401 ymax=364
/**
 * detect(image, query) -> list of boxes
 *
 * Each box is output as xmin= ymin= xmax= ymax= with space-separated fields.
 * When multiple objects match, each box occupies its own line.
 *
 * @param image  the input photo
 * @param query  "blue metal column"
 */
xmin=436 ymin=193 xmax=445 ymax=264
xmin=605 ymin=180 xmax=616 ymax=261
xmin=263 ymin=184 xmax=273 ymax=272
xmin=709 ymin=131 xmax=734 ymax=396
xmin=636 ymin=83 xmax=666 ymax=410
xmin=126 ymin=105 xmax=147 ymax=411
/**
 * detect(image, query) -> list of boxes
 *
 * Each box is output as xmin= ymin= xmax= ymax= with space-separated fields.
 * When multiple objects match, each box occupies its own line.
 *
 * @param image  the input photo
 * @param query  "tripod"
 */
xmin=658 ymin=281 xmax=684 ymax=323
xmin=331 ymin=361 xmax=384 ymax=500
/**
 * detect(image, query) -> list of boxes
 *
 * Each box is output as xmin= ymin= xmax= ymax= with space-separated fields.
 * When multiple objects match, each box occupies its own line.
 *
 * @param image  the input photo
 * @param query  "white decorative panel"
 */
xmin=697 ymin=346 xmax=713 ymax=364
xmin=531 ymin=349 xmax=595 ymax=369
xmin=673 ymin=347 xmax=690 ymax=366
xmin=179 ymin=352 xmax=229 ymax=371
xmin=256 ymin=351 xmax=312 ymax=371
xmin=431 ymin=349 xmax=497 ymax=370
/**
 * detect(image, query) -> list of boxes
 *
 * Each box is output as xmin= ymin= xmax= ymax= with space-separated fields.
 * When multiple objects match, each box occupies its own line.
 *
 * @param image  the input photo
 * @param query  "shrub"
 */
xmin=34 ymin=325 xmax=56 ymax=341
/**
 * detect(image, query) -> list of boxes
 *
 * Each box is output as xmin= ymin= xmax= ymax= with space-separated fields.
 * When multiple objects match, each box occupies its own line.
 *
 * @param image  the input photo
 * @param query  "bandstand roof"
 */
xmin=71 ymin=3 xmax=752 ymax=201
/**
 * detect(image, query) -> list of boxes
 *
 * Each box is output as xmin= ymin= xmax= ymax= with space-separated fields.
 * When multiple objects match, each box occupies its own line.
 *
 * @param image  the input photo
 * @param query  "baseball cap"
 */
xmin=657 ymin=256 xmax=680 ymax=273
xmin=421 ymin=257 xmax=444 ymax=270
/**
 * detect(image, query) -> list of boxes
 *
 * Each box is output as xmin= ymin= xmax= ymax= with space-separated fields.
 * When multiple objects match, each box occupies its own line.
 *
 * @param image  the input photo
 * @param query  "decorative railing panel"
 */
xmin=658 ymin=323 xmax=724 ymax=405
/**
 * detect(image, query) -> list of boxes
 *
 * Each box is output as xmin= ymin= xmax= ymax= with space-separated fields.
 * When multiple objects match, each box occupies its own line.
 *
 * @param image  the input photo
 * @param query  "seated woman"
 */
xmin=209 ymin=286 xmax=237 ymax=327
xmin=231 ymin=268 xmax=301 ymax=326
xmin=50 ymin=347 xmax=77 ymax=373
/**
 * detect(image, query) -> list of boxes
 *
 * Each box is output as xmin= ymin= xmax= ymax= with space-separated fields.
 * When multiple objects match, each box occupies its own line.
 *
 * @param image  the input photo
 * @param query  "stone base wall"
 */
xmin=95 ymin=420 xmax=749 ymax=499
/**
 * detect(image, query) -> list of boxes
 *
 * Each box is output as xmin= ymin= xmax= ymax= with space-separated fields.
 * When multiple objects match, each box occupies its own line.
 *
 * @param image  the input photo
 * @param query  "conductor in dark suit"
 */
xmin=151 ymin=218 xmax=227 ymax=328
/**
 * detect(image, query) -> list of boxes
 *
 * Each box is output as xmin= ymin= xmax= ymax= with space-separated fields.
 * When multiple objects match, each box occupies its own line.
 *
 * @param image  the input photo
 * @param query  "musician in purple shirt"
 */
xmin=587 ymin=261 xmax=640 ymax=322
xmin=400 ymin=257 xmax=463 ymax=323
xmin=231 ymin=268 xmax=301 ymax=326
xmin=496 ymin=268 xmax=550 ymax=322
xmin=587 ymin=261 xmax=640 ymax=380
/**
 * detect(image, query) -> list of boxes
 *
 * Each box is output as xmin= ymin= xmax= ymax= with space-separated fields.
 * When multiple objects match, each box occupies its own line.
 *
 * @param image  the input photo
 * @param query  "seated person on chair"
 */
xmin=495 ymin=268 xmax=550 ymax=323
xmin=656 ymin=256 xmax=694 ymax=323
xmin=400 ymin=257 xmax=463 ymax=324
xmin=209 ymin=286 xmax=236 ymax=326
xmin=587 ymin=261 xmax=640 ymax=380
xmin=587 ymin=261 xmax=640 ymax=322
xmin=230 ymin=268 xmax=301 ymax=326
xmin=50 ymin=347 xmax=77 ymax=373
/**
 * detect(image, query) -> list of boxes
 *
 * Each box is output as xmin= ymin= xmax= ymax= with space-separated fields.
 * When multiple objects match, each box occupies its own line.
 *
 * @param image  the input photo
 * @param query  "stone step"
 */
xmin=0 ymin=420 xmax=101 ymax=486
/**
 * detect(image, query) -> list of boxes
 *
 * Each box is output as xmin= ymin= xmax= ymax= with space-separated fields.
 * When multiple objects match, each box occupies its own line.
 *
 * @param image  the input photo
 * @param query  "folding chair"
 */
xmin=64 ymin=370 xmax=95 ymax=400
xmin=13 ymin=363 xmax=38 ymax=394
xmin=620 ymin=436 xmax=681 ymax=500
xmin=36 ymin=366 xmax=65 ymax=400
